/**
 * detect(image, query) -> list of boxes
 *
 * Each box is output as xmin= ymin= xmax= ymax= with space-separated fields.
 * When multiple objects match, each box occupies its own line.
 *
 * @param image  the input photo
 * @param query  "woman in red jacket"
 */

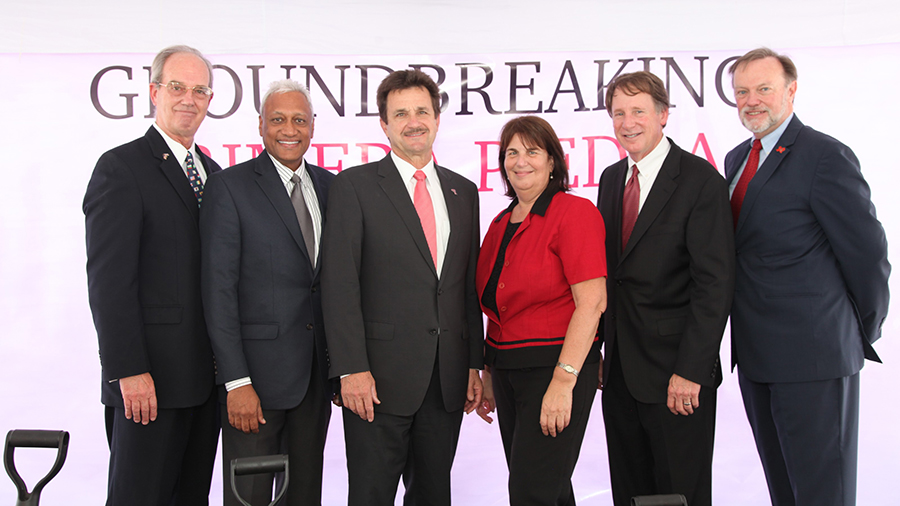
xmin=476 ymin=115 xmax=607 ymax=505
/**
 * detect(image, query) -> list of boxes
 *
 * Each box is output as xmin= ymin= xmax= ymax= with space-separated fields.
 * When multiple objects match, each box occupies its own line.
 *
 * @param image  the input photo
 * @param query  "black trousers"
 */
xmin=342 ymin=360 xmax=463 ymax=506
xmin=492 ymin=361 xmax=598 ymax=506
xmin=105 ymin=387 xmax=219 ymax=506
xmin=221 ymin=359 xmax=331 ymax=506
xmin=602 ymin=349 xmax=716 ymax=506
xmin=739 ymin=370 xmax=859 ymax=506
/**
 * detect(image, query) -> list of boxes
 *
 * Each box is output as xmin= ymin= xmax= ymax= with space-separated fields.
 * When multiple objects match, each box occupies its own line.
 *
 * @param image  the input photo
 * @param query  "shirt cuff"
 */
xmin=225 ymin=377 xmax=252 ymax=391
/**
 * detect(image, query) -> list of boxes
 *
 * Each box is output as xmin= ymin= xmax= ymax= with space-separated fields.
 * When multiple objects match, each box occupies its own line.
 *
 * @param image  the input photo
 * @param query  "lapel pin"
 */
xmin=776 ymin=146 xmax=786 ymax=154
xmin=163 ymin=153 xmax=170 ymax=160
xmin=451 ymin=188 xmax=457 ymax=195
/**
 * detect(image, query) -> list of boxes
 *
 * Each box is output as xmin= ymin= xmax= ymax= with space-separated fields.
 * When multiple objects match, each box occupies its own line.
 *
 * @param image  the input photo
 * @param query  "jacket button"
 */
xmin=500 ymin=306 xmax=507 ymax=312
xmin=429 ymin=329 xmax=438 ymax=335
xmin=311 ymin=285 xmax=318 ymax=293
xmin=438 ymin=289 xmax=443 ymax=295
xmin=498 ymin=282 xmax=505 ymax=289
xmin=307 ymin=323 xmax=314 ymax=330
xmin=616 ymin=280 xmax=622 ymax=286
xmin=504 ymin=261 xmax=510 ymax=267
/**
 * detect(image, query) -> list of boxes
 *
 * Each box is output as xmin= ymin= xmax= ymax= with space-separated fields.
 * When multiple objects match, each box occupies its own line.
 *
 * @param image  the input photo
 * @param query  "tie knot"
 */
xmin=185 ymin=151 xmax=195 ymax=165
xmin=751 ymin=139 xmax=762 ymax=152
xmin=413 ymin=170 xmax=426 ymax=182
xmin=632 ymin=164 xmax=639 ymax=176
xmin=291 ymin=173 xmax=302 ymax=185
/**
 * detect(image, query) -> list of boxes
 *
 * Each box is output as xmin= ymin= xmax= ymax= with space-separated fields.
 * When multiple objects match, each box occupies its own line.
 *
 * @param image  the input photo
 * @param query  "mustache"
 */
xmin=403 ymin=127 xmax=428 ymax=135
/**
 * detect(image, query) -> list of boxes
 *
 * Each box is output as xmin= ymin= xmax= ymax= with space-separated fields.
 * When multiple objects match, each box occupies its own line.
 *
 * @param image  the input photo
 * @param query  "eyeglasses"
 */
xmin=154 ymin=81 xmax=213 ymax=99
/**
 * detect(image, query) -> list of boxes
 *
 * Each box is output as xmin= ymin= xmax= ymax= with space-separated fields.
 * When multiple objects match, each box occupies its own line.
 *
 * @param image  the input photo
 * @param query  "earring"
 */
xmin=550 ymin=173 xmax=554 ymax=180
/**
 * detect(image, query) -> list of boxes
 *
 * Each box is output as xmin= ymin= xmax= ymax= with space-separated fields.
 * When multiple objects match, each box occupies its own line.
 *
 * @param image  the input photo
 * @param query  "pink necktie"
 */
xmin=413 ymin=170 xmax=438 ymax=267
xmin=621 ymin=164 xmax=640 ymax=251
xmin=731 ymin=139 xmax=762 ymax=229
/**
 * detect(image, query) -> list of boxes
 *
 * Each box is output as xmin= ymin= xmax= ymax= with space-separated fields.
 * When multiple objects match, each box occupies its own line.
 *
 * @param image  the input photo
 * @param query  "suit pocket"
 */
xmin=657 ymin=316 xmax=686 ymax=336
xmin=241 ymin=323 xmax=279 ymax=340
xmin=142 ymin=305 xmax=182 ymax=324
xmin=365 ymin=322 xmax=394 ymax=341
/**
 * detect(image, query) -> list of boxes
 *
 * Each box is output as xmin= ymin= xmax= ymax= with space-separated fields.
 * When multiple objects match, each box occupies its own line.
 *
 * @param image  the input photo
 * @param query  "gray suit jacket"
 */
xmin=321 ymin=155 xmax=483 ymax=416
xmin=200 ymin=152 xmax=334 ymax=409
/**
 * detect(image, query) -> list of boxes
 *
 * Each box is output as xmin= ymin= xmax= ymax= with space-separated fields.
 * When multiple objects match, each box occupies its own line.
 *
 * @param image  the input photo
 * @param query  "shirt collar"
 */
xmin=495 ymin=185 xmax=562 ymax=223
xmin=756 ymin=112 xmax=794 ymax=155
xmin=626 ymin=135 xmax=670 ymax=178
xmin=268 ymin=152 xmax=309 ymax=182
xmin=391 ymin=150 xmax=437 ymax=182
xmin=152 ymin=122 xmax=197 ymax=164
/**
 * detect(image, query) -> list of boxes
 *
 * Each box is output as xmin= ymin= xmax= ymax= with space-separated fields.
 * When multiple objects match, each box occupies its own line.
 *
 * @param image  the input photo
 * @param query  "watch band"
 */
xmin=557 ymin=362 xmax=579 ymax=377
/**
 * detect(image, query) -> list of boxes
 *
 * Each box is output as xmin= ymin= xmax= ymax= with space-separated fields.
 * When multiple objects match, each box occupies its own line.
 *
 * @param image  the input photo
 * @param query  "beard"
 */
xmin=740 ymin=92 xmax=790 ymax=134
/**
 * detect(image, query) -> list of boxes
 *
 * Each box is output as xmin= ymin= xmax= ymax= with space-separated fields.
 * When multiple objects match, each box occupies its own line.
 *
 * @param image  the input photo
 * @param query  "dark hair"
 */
xmin=376 ymin=70 xmax=441 ymax=123
xmin=605 ymin=71 xmax=669 ymax=116
xmin=728 ymin=47 xmax=798 ymax=85
xmin=497 ymin=116 xmax=570 ymax=198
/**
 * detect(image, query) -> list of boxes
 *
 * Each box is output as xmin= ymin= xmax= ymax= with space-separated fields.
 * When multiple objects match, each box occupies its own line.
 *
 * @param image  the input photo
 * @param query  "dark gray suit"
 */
xmin=201 ymin=151 xmax=334 ymax=506
xmin=321 ymin=154 xmax=482 ymax=505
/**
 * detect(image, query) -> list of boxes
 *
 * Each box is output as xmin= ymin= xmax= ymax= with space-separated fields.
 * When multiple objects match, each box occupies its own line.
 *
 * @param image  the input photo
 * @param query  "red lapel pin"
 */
xmin=776 ymin=146 xmax=786 ymax=154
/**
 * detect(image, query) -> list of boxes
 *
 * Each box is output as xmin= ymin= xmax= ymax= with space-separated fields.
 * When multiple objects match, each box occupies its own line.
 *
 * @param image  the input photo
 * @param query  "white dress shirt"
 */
xmin=625 ymin=136 xmax=671 ymax=212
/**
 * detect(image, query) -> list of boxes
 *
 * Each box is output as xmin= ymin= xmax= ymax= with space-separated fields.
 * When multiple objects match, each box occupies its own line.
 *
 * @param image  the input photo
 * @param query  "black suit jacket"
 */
xmin=84 ymin=127 xmax=220 ymax=409
xmin=725 ymin=115 xmax=890 ymax=382
xmin=200 ymin=152 xmax=334 ymax=409
xmin=321 ymin=155 xmax=483 ymax=416
xmin=597 ymin=139 xmax=735 ymax=403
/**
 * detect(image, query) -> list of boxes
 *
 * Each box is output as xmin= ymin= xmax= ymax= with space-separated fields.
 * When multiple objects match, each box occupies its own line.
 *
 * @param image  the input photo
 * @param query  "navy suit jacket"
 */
xmin=725 ymin=115 xmax=890 ymax=383
xmin=597 ymin=139 xmax=735 ymax=403
xmin=84 ymin=127 xmax=220 ymax=409
xmin=321 ymin=155 xmax=483 ymax=416
xmin=200 ymin=152 xmax=334 ymax=409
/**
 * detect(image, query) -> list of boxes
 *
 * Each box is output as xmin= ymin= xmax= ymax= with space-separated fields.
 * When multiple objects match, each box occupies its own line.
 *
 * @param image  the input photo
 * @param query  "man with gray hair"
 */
xmin=84 ymin=44 xmax=220 ymax=506
xmin=201 ymin=79 xmax=336 ymax=506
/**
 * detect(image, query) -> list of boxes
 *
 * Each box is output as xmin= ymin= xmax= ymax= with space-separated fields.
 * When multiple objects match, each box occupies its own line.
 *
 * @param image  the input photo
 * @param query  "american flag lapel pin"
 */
xmin=451 ymin=188 xmax=457 ymax=195
xmin=163 ymin=153 xmax=170 ymax=160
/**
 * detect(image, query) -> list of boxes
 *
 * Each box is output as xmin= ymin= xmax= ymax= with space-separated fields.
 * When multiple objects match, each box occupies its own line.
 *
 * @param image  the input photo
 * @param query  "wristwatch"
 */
xmin=557 ymin=362 xmax=579 ymax=377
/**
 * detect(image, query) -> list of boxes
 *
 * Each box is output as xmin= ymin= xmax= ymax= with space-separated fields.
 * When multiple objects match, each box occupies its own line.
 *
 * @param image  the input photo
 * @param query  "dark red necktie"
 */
xmin=622 ymin=164 xmax=639 ymax=251
xmin=731 ymin=139 xmax=762 ymax=229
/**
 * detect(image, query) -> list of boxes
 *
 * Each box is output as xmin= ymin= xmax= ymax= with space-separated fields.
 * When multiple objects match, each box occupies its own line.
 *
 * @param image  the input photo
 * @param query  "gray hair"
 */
xmin=260 ymin=79 xmax=315 ymax=117
xmin=150 ymin=45 xmax=214 ymax=88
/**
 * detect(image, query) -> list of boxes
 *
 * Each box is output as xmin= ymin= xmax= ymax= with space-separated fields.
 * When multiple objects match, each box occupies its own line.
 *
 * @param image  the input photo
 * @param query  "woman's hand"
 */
xmin=540 ymin=371 xmax=576 ymax=437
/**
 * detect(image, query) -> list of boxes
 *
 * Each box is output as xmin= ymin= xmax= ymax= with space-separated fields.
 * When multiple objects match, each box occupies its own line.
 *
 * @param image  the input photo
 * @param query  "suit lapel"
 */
xmin=306 ymin=164 xmax=330 ymax=277
xmin=605 ymin=159 xmax=628 ymax=258
xmin=436 ymin=165 xmax=462 ymax=283
xmin=725 ymin=142 xmax=752 ymax=185
xmin=621 ymin=141 xmax=680 ymax=262
xmin=377 ymin=156 xmax=437 ymax=277
xmin=253 ymin=152 xmax=314 ymax=268
xmin=145 ymin=127 xmax=201 ymax=224
xmin=735 ymin=115 xmax=802 ymax=234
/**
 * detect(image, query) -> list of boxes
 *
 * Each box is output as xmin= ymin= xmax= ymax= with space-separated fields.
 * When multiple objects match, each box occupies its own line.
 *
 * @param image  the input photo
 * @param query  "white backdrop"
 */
xmin=1 ymin=2 xmax=899 ymax=505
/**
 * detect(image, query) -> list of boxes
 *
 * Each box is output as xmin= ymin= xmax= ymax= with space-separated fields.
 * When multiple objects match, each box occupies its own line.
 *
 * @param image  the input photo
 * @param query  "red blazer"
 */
xmin=476 ymin=189 xmax=606 ymax=362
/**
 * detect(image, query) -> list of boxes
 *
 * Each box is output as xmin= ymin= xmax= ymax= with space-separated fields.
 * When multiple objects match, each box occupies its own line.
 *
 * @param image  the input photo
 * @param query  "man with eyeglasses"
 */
xmin=84 ymin=45 xmax=221 ymax=506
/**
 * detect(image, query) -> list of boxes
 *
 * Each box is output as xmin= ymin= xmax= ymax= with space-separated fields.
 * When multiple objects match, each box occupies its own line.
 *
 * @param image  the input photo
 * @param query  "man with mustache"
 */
xmin=84 ymin=45 xmax=220 ymax=506
xmin=726 ymin=48 xmax=890 ymax=506
xmin=321 ymin=69 xmax=483 ymax=506
xmin=201 ymin=79 xmax=335 ymax=506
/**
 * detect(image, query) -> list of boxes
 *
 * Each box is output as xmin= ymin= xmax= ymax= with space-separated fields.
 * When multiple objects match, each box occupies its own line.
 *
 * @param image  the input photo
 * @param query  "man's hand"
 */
xmin=119 ymin=372 xmax=157 ymax=424
xmin=667 ymin=373 xmax=701 ymax=415
xmin=341 ymin=372 xmax=380 ymax=422
xmin=464 ymin=369 xmax=483 ymax=415
xmin=227 ymin=385 xmax=266 ymax=434
xmin=476 ymin=368 xmax=495 ymax=424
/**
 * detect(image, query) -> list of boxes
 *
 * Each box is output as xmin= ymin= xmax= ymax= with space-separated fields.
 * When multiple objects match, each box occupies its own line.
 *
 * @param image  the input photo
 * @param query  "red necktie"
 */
xmin=621 ymin=164 xmax=639 ymax=251
xmin=731 ymin=139 xmax=762 ymax=229
xmin=413 ymin=170 xmax=438 ymax=267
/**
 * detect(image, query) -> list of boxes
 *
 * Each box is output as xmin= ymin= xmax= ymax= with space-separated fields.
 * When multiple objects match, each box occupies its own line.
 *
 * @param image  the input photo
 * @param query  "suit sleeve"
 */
xmin=200 ymin=173 xmax=250 ymax=383
xmin=465 ymin=184 xmax=485 ymax=369
xmin=676 ymin=171 xmax=736 ymax=385
xmin=810 ymin=142 xmax=890 ymax=348
xmin=321 ymin=173 xmax=370 ymax=377
xmin=83 ymin=152 xmax=149 ymax=381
